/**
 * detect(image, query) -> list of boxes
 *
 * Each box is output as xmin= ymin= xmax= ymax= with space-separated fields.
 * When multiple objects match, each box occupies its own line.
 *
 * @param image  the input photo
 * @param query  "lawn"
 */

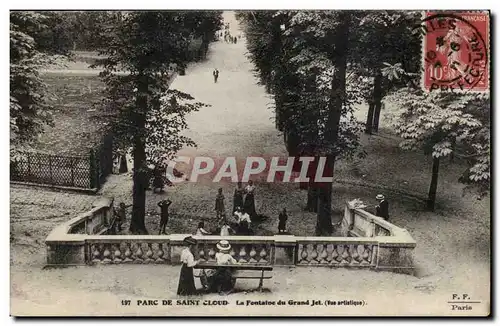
xmin=34 ymin=73 xmax=108 ymax=156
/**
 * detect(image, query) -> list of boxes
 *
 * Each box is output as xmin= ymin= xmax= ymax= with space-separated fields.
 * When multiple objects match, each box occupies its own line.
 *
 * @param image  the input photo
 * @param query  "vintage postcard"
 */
xmin=10 ymin=9 xmax=491 ymax=317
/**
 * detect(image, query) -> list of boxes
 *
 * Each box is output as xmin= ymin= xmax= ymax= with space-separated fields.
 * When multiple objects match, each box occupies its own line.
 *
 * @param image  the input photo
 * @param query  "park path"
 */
xmin=173 ymin=11 xmax=283 ymax=159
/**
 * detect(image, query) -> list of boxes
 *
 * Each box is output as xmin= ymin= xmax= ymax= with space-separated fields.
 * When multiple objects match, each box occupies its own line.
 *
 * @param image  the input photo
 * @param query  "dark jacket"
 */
xmin=376 ymin=200 xmax=389 ymax=220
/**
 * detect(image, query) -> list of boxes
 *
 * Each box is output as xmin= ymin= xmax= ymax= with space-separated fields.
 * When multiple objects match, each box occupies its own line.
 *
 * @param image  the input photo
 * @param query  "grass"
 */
xmin=35 ymin=73 xmax=107 ymax=156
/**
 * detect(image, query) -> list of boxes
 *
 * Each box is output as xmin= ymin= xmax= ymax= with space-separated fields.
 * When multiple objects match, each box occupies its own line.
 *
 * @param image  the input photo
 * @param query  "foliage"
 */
xmin=10 ymin=11 xmax=61 ymax=156
xmin=94 ymin=11 xmax=220 ymax=166
xmin=387 ymin=88 xmax=490 ymax=196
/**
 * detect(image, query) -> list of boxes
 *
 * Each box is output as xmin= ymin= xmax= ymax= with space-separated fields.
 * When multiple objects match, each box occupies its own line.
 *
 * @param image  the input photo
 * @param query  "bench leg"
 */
xmin=257 ymin=270 xmax=264 ymax=292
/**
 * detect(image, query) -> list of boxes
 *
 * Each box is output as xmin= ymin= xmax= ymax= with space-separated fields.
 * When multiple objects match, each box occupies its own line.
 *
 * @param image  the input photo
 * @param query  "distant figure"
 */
xmin=233 ymin=36 xmax=237 ymax=44
xmin=213 ymin=68 xmax=219 ymax=83
xmin=158 ymin=199 xmax=172 ymax=235
xmin=118 ymin=152 xmax=128 ymax=173
xmin=113 ymin=202 xmax=132 ymax=232
xmin=243 ymin=180 xmax=257 ymax=218
xmin=278 ymin=208 xmax=288 ymax=234
xmin=196 ymin=221 xmax=211 ymax=236
xmin=375 ymin=194 xmax=389 ymax=221
xmin=232 ymin=181 xmax=244 ymax=214
xmin=215 ymin=187 xmax=225 ymax=219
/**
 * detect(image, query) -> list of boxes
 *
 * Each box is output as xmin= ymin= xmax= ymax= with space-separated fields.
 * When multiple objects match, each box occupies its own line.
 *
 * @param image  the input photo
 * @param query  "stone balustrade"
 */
xmin=45 ymin=198 xmax=416 ymax=274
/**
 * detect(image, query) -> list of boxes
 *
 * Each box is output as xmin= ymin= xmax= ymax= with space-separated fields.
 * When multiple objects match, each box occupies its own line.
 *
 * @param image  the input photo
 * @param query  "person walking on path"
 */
xmin=158 ymin=199 xmax=172 ymax=235
xmin=213 ymin=68 xmax=219 ymax=83
xmin=215 ymin=187 xmax=225 ymax=219
xmin=243 ymin=180 xmax=257 ymax=219
xmin=232 ymin=181 xmax=244 ymax=214
xmin=278 ymin=208 xmax=288 ymax=234
xmin=375 ymin=194 xmax=389 ymax=221
xmin=177 ymin=236 xmax=200 ymax=296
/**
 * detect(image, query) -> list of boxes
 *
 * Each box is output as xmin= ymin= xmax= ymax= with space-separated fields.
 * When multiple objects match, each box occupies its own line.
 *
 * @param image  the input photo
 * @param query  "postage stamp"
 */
xmin=419 ymin=11 xmax=490 ymax=92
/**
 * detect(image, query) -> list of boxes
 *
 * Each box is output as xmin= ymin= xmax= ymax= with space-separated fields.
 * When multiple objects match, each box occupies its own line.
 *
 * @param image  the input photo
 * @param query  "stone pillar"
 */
xmin=273 ymin=235 xmax=297 ymax=266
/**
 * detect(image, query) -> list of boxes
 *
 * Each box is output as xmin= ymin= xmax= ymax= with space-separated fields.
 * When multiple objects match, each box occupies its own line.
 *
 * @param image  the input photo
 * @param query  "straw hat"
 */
xmin=183 ymin=236 xmax=197 ymax=246
xmin=216 ymin=240 xmax=231 ymax=252
xmin=376 ymin=194 xmax=385 ymax=200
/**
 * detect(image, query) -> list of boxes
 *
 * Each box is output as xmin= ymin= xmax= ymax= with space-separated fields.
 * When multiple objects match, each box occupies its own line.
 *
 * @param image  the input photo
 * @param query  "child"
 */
xmin=158 ymin=199 xmax=172 ymax=235
xmin=113 ymin=202 xmax=131 ymax=232
xmin=196 ymin=221 xmax=211 ymax=236
xmin=215 ymin=188 xmax=225 ymax=220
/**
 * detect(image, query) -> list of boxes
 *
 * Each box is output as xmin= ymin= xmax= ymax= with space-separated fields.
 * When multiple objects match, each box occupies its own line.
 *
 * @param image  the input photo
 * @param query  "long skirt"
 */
xmin=233 ymin=193 xmax=243 ymax=213
xmin=177 ymin=264 xmax=196 ymax=296
xmin=243 ymin=193 xmax=256 ymax=217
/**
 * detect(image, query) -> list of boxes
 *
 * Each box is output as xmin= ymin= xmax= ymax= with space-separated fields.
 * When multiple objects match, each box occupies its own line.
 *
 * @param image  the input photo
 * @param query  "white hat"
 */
xmin=376 ymin=194 xmax=385 ymax=200
xmin=216 ymin=240 xmax=231 ymax=252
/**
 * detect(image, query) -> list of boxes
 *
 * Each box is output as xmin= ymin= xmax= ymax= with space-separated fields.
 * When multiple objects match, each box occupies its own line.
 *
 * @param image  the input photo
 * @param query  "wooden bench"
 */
xmin=194 ymin=263 xmax=273 ymax=292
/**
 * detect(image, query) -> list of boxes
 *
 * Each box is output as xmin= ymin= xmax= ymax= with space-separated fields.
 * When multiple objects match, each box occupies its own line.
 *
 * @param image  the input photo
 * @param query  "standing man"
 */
xmin=158 ymin=199 xmax=173 ymax=235
xmin=213 ymin=68 xmax=219 ymax=83
xmin=375 ymin=194 xmax=389 ymax=221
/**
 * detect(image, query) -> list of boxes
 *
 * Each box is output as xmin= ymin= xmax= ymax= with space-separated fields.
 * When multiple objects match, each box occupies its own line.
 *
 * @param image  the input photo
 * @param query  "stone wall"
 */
xmin=45 ymin=199 xmax=416 ymax=274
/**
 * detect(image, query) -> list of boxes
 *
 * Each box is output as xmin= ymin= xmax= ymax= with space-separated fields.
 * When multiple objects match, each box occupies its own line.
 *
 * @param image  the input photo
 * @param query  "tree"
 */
xmin=94 ymin=12 xmax=218 ymax=234
xmin=10 ymin=11 xmax=60 ymax=156
xmin=349 ymin=11 xmax=421 ymax=134
xmin=387 ymin=87 xmax=489 ymax=210
xmin=243 ymin=11 xmax=364 ymax=235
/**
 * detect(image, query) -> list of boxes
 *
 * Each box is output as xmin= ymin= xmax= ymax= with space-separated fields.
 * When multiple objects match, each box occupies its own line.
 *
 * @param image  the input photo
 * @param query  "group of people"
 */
xmin=177 ymin=237 xmax=239 ymax=296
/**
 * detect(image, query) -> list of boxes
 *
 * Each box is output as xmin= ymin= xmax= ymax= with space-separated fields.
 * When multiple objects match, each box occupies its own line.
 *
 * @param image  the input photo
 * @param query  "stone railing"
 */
xmin=45 ymin=199 xmax=416 ymax=274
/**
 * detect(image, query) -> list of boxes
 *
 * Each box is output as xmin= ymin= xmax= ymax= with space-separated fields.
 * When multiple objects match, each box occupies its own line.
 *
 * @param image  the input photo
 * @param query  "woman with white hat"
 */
xmin=214 ymin=240 xmax=238 ymax=294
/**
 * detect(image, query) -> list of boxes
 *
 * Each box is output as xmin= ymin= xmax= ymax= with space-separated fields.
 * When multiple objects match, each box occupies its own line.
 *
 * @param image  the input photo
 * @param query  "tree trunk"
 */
xmin=316 ymin=12 xmax=350 ymax=236
xmin=129 ymin=73 xmax=149 ymax=235
xmin=372 ymin=70 xmax=383 ymax=133
xmin=306 ymin=181 xmax=318 ymax=212
xmin=365 ymin=102 xmax=375 ymax=134
xmin=426 ymin=157 xmax=440 ymax=211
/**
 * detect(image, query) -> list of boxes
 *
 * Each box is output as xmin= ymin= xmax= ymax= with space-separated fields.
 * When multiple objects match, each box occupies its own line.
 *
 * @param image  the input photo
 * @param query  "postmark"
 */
xmin=418 ymin=11 xmax=490 ymax=92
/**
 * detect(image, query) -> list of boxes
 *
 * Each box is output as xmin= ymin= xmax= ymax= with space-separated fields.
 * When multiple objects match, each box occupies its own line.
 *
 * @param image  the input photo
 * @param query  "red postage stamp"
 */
xmin=420 ymin=11 xmax=490 ymax=92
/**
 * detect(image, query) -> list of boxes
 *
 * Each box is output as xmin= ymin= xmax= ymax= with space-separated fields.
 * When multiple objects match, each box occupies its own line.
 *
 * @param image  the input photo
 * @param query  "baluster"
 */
xmin=341 ymin=244 xmax=351 ymax=264
xmin=259 ymin=247 xmax=268 ymax=263
xmin=144 ymin=243 xmax=154 ymax=263
xmin=362 ymin=245 xmax=371 ymax=264
xmin=102 ymin=244 xmax=112 ymax=263
xmin=123 ymin=243 xmax=133 ymax=263
xmin=208 ymin=247 xmax=216 ymax=262
xmin=310 ymin=244 xmax=319 ymax=264
xmin=134 ymin=243 xmax=144 ymax=263
xmin=113 ymin=244 xmax=123 ymax=263
xmin=300 ymin=244 xmax=309 ymax=264
xmin=92 ymin=244 xmax=101 ymax=263
xmin=331 ymin=245 xmax=340 ymax=264
xmin=319 ymin=245 xmax=328 ymax=264
xmin=238 ymin=245 xmax=247 ymax=263
xmin=198 ymin=245 xmax=206 ymax=262
xmin=350 ymin=245 xmax=360 ymax=265
xmin=156 ymin=243 xmax=165 ymax=263
xmin=249 ymin=246 xmax=257 ymax=263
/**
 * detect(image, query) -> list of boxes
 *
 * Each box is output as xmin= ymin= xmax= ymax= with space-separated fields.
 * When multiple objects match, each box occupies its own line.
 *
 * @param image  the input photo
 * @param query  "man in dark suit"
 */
xmin=375 ymin=194 xmax=389 ymax=221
